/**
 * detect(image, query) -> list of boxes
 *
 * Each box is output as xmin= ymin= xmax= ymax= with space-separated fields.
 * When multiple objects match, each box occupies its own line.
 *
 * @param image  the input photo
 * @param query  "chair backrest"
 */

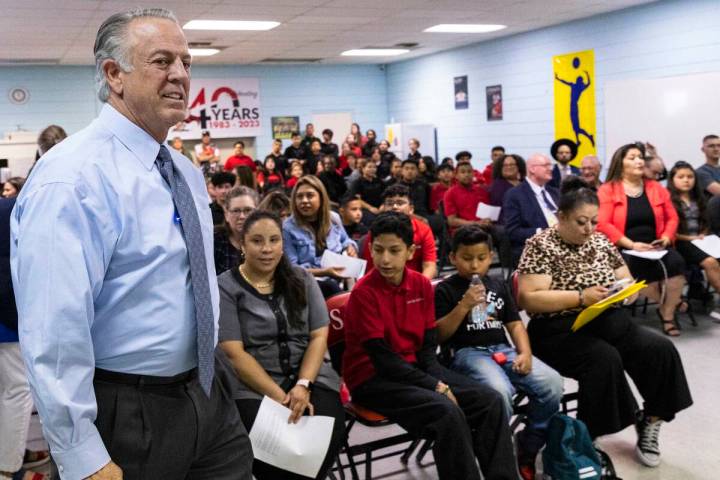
xmin=326 ymin=291 xmax=352 ymax=373
xmin=510 ymin=270 xmax=520 ymax=306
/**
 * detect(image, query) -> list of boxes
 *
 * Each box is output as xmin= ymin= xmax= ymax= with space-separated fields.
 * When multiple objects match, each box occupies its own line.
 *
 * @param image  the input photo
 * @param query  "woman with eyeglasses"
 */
xmin=283 ymin=176 xmax=357 ymax=298
xmin=218 ymin=210 xmax=344 ymax=480
xmin=214 ymin=186 xmax=259 ymax=274
xmin=597 ymin=143 xmax=686 ymax=336
xmin=668 ymin=161 xmax=720 ymax=315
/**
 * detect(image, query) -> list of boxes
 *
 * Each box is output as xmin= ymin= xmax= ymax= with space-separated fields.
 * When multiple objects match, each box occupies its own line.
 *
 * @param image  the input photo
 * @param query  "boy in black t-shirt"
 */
xmin=435 ymin=225 xmax=564 ymax=480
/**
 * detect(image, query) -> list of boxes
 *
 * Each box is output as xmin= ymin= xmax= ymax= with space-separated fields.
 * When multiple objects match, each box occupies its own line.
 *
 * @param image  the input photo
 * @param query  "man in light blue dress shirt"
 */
xmin=10 ymin=8 xmax=251 ymax=480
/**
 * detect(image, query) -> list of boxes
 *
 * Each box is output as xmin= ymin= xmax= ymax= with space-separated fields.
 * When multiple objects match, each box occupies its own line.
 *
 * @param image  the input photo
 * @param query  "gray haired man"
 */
xmin=11 ymin=8 xmax=251 ymax=480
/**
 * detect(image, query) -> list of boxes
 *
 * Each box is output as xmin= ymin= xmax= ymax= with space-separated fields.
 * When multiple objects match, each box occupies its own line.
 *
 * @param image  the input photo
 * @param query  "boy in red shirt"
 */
xmin=224 ymin=140 xmax=255 ymax=171
xmin=429 ymin=162 xmax=455 ymax=213
xmin=343 ymin=212 xmax=517 ymax=480
xmin=361 ymin=184 xmax=437 ymax=279
xmin=446 ymin=161 xmax=512 ymax=269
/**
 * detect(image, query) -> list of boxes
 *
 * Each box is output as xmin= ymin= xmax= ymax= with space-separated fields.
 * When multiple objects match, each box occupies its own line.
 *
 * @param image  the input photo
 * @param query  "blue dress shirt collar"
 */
xmin=97 ymin=103 xmax=161 ymax=171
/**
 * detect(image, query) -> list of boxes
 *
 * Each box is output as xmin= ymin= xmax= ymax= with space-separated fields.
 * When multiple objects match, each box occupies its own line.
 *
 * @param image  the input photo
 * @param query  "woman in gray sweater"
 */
xmin=218 ymin=210 xmax=344 ymax=480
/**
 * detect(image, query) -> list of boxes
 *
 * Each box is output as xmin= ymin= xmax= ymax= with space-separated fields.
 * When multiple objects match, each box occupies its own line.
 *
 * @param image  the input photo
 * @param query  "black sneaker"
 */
xmin=635 ymin=411 xmax=662 ymax=467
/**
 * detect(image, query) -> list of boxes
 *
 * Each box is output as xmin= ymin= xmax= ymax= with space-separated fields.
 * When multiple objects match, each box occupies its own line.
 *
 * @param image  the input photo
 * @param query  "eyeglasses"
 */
xmin=384 ymin=199 xmax=409 ymax=207
xmin=227 ymin=207 xmax=254 ymax=216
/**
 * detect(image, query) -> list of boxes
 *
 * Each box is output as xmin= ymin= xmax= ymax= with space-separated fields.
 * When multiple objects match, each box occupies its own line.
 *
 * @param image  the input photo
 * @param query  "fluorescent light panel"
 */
xmin=189 ymin=48 xmax=220 ymax=57
xmin=183 ymin=20 xmax=280 ymax=31
xmin=424 ymin=24 xmax=506 ymax=33
xmin=341 ymin=49 xmax=409 ymax=57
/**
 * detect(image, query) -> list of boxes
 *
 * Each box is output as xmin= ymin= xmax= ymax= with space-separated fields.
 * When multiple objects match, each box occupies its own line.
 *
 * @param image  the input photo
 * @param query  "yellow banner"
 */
xmin=553 ymin=49 xmax=596 ymax=165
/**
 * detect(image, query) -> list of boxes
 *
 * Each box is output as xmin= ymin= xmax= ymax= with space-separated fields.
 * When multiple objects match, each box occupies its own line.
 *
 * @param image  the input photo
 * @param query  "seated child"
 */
xmin=343 ymin=212 xmax=518 ymax=480
xmin=339 ymin=193 xmax=368 ymax=241
xmin=434 ymin=224 xmax=564 ymax=480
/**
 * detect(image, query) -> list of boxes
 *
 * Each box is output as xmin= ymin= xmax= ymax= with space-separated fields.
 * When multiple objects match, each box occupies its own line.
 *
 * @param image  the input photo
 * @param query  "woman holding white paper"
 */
xmin=218 ymin=209 xmax=345 ymax=480
xmin=518 ymin=177 xmax=692 ymax=469
xmin=283 ymin=175 xmax=357 ymax=298
xmin=668 ymin=161 xmax=720 ymax=313
xmin=597 ymin=143 xmax=686 ymax=336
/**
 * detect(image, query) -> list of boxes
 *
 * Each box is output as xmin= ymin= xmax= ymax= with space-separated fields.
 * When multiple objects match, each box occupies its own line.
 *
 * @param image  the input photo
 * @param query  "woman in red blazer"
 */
xmin=597 ymin=143 xmax=686 ymax=336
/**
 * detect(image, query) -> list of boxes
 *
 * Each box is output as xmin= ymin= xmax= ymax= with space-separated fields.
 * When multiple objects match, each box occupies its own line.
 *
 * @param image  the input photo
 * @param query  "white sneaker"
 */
xmin=635 ymin=412 xmax=662 ymax=467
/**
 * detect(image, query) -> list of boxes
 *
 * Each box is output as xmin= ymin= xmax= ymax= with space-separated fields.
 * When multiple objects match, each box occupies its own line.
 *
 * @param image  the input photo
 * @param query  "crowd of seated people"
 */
xmin=4 ymin=120 xmax=717 ymax=479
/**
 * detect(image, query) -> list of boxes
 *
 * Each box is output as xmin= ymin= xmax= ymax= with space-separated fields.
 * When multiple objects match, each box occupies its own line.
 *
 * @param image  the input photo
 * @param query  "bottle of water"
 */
xmin=470 ymin=274 xmax=486 ymax=324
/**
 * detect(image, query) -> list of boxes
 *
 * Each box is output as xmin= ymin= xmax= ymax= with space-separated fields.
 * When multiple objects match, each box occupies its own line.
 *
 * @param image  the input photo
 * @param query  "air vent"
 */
xmin=260 ymin=58 xmax=322 ymax=64
xmin=0 ymin=58 xmax=60 ymax=65
xmin=395 ymin=42 xmax=419 ymax=49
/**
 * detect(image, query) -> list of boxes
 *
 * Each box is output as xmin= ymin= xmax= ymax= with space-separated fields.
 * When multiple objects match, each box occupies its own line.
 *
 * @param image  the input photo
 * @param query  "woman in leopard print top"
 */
xmin=517 ymin=177 xmax=692 ymax=468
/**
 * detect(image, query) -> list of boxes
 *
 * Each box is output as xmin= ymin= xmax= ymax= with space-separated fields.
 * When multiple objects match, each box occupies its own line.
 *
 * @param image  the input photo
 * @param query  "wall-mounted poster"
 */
xmin=553 ymin=49 xmax=596 ymax=164
xmin=168 ymin=78 xmax=261 ymax=140
xmin=454 ymin=76 xmax=468 ymax=110
xmin=486 ymin=85 xmax=503 ymax=121
xmin=271 ymin=116 xmax=300 ymax=139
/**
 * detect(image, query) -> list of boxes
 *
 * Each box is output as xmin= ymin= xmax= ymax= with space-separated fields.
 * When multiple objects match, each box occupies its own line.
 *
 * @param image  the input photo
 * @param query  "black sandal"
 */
xmin=656 ymin=309 xmax=680 ymax=336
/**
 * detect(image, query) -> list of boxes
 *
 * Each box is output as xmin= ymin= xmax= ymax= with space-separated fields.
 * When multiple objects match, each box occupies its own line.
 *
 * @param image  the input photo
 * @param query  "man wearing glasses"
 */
xmin=361 ymin=184 xmax=437 ymax=279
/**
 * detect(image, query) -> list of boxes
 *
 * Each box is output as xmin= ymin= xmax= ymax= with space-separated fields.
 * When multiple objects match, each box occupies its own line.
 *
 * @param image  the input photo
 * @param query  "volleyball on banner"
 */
xmin=553 ymin=49 xmax=596 ymax=165
xmin=169 ymin=78 xmax=262 ymax=140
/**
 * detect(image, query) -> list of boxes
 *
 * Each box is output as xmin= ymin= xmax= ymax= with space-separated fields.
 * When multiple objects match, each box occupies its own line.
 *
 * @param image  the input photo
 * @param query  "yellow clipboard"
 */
xmin=571 ymin=281 xmax=647 ymax=332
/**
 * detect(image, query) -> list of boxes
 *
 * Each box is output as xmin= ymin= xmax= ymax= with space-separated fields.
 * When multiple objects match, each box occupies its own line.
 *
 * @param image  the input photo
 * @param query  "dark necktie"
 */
xmin=541 ymin=189 xmax=558 ymax=213
xmin=155 ymin=145 xmax=215 ymax=396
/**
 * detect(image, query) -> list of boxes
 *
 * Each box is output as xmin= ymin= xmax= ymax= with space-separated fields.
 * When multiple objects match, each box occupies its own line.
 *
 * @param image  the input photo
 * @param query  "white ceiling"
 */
xmin=0 ymin=0 xmax=656 ymax=66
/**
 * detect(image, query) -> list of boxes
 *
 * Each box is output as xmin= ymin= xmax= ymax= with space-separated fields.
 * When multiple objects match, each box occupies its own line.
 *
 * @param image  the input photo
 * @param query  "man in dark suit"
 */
xmin=503 ymin=154 xmax=560 ymax=266
xmin=548 ymin=138 xmax=579 ymax=189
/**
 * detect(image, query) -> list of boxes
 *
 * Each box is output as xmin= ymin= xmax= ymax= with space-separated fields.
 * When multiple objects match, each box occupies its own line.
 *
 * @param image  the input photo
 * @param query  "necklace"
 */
xmin=239 ymin=265 xmax=274 ymax=289
xmin=623 ymin=180 xmax=644 ymax=198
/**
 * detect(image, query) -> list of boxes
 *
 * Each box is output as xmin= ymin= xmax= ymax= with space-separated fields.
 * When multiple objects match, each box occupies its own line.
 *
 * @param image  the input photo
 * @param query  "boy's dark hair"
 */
xmin=451 ymin=224 xmax=493 ymax=252
xmin=370 ymin=211 xmax=414 ymax=247
xmin=210 ymin=171 xmax=236 ymax=187
xmin=491 ymin=145 xmax=505 ymax=153
xmin=322 ymin=128 xmax=333 ymax=137
xmin=456 ymin=160 xmax=473 ymax=170
xmin=437 ymin=162 xmax=453 ymax=173
xmin=703 ymin=134 xmax=719 ymax=143
xmin=234 ymin=140 xmax=245 ymax=148
xmin=401 ymin=158 xmax=419 ymax=168
xmin=381 ymin=183 xmax=411 ymax=203
xmin=291 ymin=132 xmax=301 ymax=138
xmin=339 ymin=192 xmax=361 ymax=208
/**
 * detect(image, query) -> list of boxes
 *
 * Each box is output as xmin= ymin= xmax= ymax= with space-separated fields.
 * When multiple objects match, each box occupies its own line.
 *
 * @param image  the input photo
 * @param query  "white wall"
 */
xmin=385 ymin=0 xmax=720 ymax=169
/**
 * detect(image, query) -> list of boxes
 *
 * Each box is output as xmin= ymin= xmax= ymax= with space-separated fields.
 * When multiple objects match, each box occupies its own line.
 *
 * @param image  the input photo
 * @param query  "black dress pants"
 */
xmin=236 ymin=385 xmax=346 ymax=480
xmin=528 ymin=307 xmax=693 ymax=439
xmin=352 ymin=364 xmax=518 ymax=480
xmin=93 ymin=363 xmax=253 ymax=479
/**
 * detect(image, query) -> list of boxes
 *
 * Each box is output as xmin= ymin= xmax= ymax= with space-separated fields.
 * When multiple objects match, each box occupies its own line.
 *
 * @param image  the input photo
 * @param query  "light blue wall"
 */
xmin=0 ymin=64 xmax=388 ymax=157
xmin=385 ymin=0 xmax=720 ymax=168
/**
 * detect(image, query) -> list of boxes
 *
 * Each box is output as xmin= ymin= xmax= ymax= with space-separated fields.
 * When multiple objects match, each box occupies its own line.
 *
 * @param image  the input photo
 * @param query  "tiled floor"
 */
xmin=27 ymin=305 xmax=720 ymax=479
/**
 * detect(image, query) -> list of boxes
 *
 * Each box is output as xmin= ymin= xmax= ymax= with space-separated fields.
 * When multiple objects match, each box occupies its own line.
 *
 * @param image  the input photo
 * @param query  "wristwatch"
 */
xmin=296 ymin=378 xmax=314 ymax=391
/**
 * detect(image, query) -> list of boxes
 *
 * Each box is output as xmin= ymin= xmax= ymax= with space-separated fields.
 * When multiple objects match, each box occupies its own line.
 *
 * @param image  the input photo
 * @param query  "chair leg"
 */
xmin=416 ymin=439 xmax=433 ymax=464
xmin=365 ymin=451 xmax=372 ymax=480
xmin=400 ymin=439 xmax=420 ymax=465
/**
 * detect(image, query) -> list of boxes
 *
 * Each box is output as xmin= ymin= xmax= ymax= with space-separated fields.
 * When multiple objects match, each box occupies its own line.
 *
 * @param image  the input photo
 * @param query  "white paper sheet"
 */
xmin=623 ymin=249 xmax=668 ymax=260
xmin=249 ymin=396 xmax=335 ymax=478
xmin=692 ymin=235 xmax=720 ymax=258
xmin=320 ymin=250 xmax=367 ymax=278
xmin=475 ymin=202 xmax=501 ymax=221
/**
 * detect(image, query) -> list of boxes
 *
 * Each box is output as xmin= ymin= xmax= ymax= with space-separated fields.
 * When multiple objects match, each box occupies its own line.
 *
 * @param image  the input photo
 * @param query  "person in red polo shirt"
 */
xmin=343 ymin=212 xmax=517 ymax=480
xmin=224 ymin=140 xmax=256 ymax=172
xmin=429 ymin=162 xmax=455 ymax=214
xmin=446 ymin=161 xmax=512 ymax=269
xmin=361 ymin=184 xmax=437 ymax=279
